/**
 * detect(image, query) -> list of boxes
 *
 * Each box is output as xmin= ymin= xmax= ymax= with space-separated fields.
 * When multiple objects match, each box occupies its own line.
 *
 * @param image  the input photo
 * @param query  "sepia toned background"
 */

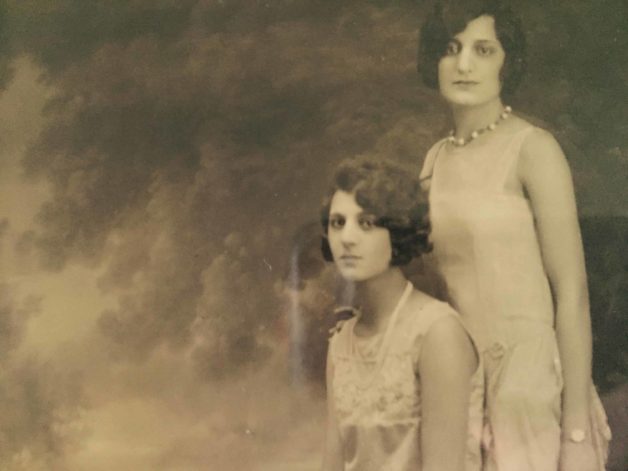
xmin=0 ymin=1 xmax=626 ymax=470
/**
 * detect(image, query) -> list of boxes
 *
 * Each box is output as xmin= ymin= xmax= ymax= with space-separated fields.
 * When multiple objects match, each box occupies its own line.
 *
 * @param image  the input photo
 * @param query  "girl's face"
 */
xmin=438 ymin=15 xmax=505 ymax=108
xmin=327 ymin=190 xmax=392 ymax=283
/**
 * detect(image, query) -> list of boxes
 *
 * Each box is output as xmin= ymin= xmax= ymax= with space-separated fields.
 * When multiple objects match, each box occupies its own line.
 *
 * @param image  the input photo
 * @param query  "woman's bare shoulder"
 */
xmin=407 ymin=289 xmax=448 ymax=312
xmin=519 ymin=124 xmax=567 ymax=171
xmin=503 ymin=114 xmax=559 ymax=149
xmin=406 ymin=289 xmax=460 ymax=326
xmin=489 ymin=113 xmax=527 ymax=134
xmin=515 ymin=120 xmax=574 ymax=194
xmin=419 ymin=309 xmax=478 ymax=373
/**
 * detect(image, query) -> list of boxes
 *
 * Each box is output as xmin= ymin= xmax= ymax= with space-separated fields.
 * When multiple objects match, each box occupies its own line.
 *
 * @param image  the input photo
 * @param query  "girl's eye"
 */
xmin=359 ymin=216 xmax=377 ymax=230
xmin=445 ymin=41 xmax=460 ymax=56
xmin=329 ymin=217 xmax=345 ymax=230
xmin=476 ymin=45 xmax=494 ymax=56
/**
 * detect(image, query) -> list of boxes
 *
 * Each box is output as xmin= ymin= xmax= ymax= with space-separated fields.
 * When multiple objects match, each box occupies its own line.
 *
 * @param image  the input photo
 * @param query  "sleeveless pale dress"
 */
xmin=420 ymin=126 xmax=611 ymax=471
xmin=329 ymin=283 xmax=484 ymax=471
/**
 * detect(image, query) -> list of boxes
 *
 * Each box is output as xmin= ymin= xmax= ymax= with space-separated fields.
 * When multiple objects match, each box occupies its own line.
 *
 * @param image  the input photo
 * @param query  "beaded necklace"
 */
xmin=447 ymin=106 xmax=512 ymax=147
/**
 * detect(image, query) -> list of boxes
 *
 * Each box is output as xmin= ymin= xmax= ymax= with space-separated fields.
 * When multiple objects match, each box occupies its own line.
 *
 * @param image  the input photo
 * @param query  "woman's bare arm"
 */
xmin=519 ymin=128 xmax=592 ymax=434
xmin=419 ymin=315 xmax=478 ymax=471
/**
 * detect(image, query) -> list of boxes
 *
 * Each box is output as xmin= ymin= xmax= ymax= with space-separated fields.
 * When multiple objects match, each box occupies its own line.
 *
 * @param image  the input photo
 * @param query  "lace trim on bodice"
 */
xmin=330 ymin=296 xmax=455 ymax=426
xmin=332 ymin=345 xmax=421 ymax=425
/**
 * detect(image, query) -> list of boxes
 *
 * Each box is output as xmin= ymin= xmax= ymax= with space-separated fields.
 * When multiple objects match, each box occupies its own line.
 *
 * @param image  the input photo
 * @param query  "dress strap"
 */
xmin=419 ymin=139 xmax=447 ymax=197
xmin=490 ymin=126 xmax=536 ymax=192
xmin=419 ymin=140 xmax=447 ymax=183
xmin=375 ymin=281 xmax=413 ymax=363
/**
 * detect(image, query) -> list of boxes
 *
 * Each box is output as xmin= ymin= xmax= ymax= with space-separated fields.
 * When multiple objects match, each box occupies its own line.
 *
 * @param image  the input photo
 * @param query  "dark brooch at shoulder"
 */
xmin=328 ymin=306 xmax=358 ymax=338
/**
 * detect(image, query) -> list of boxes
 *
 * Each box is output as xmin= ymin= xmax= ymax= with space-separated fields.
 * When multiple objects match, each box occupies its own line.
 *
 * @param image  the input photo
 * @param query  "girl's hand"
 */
xmin=559 ymin=441 xmax=599 ymax=471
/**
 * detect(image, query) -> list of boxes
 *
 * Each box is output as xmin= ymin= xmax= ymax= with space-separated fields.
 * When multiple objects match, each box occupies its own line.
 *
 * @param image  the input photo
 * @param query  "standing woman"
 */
xmin=321 ymin=157 xmax=483 ymax=471
xmin=417 ymin=1 xmax=611 ymax=470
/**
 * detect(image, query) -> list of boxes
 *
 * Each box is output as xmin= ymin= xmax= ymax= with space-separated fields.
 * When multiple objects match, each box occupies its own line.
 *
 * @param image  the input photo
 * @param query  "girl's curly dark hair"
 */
xmin=321 ymin=157 xmax=431 ymax=267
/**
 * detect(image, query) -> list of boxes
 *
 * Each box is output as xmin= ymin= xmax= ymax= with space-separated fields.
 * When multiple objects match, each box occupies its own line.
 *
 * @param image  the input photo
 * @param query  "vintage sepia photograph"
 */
xmin=0 ymin=1 xmax=626 ymax=470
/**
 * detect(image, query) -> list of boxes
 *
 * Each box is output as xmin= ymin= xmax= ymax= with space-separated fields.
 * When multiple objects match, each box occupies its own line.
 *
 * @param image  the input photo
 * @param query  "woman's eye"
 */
xmin=329 ymin=217 xmax=344 ymax=229
xmin=445 ymin=41 xmax=459 ymax=56
xmin=359 ymin=216 xmax=376 ymax=230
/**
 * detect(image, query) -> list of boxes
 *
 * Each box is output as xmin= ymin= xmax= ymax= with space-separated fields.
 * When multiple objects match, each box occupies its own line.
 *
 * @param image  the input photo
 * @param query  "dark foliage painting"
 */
xmin=0 ymin=1 xmax=625 ymax=470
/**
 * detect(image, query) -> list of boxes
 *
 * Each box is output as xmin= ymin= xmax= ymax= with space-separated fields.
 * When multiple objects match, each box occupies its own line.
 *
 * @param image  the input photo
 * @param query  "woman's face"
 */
xmin=327 ymin=190 xmax=392 ymax=283
xmin=438 ymin=15 xmax=505 ymax=108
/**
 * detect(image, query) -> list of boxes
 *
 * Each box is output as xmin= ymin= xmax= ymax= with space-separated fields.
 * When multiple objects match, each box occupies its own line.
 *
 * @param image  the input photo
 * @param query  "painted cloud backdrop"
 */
xmin=0 ymin=1 xmax=626 ymax=470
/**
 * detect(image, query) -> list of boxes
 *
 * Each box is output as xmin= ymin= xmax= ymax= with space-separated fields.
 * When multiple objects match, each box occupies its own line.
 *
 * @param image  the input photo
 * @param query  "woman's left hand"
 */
xmin=559 ymin=441 xmax=599 ymax=471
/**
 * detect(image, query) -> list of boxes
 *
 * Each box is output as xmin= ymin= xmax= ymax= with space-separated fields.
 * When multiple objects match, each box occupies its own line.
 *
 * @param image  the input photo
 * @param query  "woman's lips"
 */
xmin=339 ymin=255 xmax=362 ymax=265
xmin=340 ymin=255 xmax=361 ymax=260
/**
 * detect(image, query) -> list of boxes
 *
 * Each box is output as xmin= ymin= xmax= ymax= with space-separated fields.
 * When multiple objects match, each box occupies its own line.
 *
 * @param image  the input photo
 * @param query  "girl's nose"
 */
xmin=340 ymin=220 xmax=359 ymax=246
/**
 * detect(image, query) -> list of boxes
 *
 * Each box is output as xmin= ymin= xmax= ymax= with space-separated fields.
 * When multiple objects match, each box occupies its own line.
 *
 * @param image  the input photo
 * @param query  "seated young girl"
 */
xmin=321 ymin=157 xmax=483 ymax=471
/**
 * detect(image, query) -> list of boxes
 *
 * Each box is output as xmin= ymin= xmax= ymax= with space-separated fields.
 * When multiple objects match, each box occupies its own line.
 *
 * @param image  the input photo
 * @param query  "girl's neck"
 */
xmin=450 ymin=98 xmax=504 ymax=139
xmin=352 ymin=268 xmax=409 ymax=330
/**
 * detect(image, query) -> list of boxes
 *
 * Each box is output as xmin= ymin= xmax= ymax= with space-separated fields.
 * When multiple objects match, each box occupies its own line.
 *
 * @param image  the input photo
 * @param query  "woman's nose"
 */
xmin=340 ymin=221 xmax=359 ymax=246
xmin=456 ymin=48 xmax=472 ymax=74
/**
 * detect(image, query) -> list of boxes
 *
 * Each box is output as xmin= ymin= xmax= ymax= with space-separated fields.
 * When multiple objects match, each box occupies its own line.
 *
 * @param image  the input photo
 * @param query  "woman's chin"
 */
xmin=337 ymin=271 xmax=365 ymax=283
xmin=440 ymin=89 xmax=501 ymax=109
xmin=443 ymin=95 xmax=481 ymax=107
xmin=336 ymin=267 xmax=391 ymax=284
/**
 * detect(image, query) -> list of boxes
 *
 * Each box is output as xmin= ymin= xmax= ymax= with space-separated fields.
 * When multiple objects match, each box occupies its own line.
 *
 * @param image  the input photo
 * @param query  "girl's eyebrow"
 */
xmin=329 ymin=212 xmax=357 ymax=219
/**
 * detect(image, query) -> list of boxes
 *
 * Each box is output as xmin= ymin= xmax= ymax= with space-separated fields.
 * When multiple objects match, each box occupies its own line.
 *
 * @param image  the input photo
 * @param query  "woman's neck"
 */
xmin=352 ymin=268 xmax=409 ymax=329
xmin=450 ymin=98 xmax=504 ymax=139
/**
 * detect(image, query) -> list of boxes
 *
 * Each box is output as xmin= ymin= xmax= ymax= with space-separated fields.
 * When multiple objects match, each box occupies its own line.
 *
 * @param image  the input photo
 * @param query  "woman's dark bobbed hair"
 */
xmin=418 ymin=0 xmax=526 ymax=97
xmin=321 ymin=156 xmax=431 ymax=267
